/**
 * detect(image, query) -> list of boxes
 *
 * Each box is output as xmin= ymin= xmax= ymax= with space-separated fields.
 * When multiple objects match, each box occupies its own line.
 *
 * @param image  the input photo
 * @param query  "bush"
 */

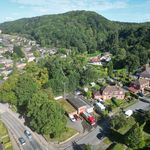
xmin=111 ymin=143 xmax=125 ymax=150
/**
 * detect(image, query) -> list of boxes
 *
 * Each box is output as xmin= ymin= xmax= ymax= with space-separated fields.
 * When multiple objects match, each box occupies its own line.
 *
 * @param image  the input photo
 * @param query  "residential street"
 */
xmin=0 ymin=103 xmax=56 ymax=150
xmin=0 ymin=97 xmax=150 ymax=150
xmin=125 ymin=98 xmax=150 ymax=112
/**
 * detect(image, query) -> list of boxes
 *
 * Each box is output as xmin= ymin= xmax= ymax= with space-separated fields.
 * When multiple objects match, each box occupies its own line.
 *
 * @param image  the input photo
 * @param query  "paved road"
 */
xmin=125 ymin=99 xmax=150 ymax=112
xmin=1 ymin=111 xmax=44 ymax=150
xmin=0 ymin=103 xmax=57 ymax=150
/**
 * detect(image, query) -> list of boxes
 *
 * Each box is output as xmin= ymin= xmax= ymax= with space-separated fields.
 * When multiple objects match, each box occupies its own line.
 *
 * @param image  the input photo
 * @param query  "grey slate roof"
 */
xmin=140 ymin=68 xmax=150 ymax=78
xmin=66 ymin=95 xmax=87 ymax=109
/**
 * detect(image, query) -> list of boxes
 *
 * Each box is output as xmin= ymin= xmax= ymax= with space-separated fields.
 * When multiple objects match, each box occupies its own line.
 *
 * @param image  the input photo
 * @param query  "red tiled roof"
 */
xmin=128 ymin=87 xmax=139 ymax=93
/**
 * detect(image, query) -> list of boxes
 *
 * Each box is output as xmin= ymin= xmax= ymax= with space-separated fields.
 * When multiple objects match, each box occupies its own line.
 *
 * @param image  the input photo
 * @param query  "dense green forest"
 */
xmin=0 ymin=11 xmax=150 ymax=71
xmin=0 ymin=11 xmax=149 ymax=53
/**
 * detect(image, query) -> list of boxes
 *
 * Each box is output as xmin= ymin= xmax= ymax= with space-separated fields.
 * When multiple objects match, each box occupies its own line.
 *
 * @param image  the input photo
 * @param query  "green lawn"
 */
xmin=0 ymin=121 xmax=13 ymax=150
xmin=107 ymin=143 xmax=126 ymax=150
xmin=104 ymin=98 xmax=137 ymax=113
xmin=103 ymin=137 xmax=112 ymax=145
xmin=117 ymin=117 xmax=135 ymax=135
xmin=0 ymin=64 xmax=4 ymax=68
xmin=44 ymin=127 xmax=78 ymax=143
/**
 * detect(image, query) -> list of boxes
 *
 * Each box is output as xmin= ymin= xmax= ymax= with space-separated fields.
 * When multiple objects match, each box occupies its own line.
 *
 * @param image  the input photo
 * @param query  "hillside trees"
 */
xmin=126 ymin=54 xmax=140 ymax=74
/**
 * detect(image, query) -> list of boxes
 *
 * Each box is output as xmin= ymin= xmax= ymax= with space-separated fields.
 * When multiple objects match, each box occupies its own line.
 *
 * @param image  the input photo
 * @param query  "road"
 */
xmin=0 ymin=103 xmax=53 ymax=150
xmin=125 ymin=98 xmax=150 ymax=112
xmin=1 ymin=111 xmax=45 ymax=150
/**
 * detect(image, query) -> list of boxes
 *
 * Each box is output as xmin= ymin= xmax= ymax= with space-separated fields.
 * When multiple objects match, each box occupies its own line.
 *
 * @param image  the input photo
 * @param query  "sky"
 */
xmin=0 ymin=0 xmax=150 ymax=23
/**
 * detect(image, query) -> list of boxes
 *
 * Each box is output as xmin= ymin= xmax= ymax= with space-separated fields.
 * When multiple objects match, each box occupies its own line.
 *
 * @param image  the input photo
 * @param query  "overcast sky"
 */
xmin=0 ymin=0 xmax=150 ymax=23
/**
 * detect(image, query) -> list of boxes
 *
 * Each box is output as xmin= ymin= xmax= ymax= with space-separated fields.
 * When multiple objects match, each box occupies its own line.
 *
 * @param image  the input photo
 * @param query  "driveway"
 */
xmin=67 ymin=118 xmax=83 ymax=133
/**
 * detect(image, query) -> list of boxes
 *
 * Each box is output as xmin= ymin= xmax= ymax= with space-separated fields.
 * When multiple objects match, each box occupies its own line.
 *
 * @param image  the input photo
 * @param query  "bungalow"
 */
xmin=129 ymin=78 xmax=149 ymax=93
xmin=66 ymin=95 xmax=87 ymax=114
xmin=93 ymin=85 xmax=125 ymax=100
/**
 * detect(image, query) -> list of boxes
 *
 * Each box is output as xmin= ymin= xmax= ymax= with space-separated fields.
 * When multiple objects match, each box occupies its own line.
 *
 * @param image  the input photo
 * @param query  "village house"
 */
xmin=128 ymin=78 xmax=149 ymax=93
xmin=16 ymin=63 xmax=26 ymax=69
xmin=93 ymin=85 xmax=125 ymax=100
xmin=140 ymin=67 xmax=150 ymax=79
xmin=26 ymin=52 xmax=35 ymax=62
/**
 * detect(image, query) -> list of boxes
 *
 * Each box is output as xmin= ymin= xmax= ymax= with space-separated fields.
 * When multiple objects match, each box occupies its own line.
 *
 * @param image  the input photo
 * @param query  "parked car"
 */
xmin=24 ymin=130 xmax=32 ymax=139
xmin=97 ymin=133 xmax=104 ymax=140
xmin=136 ymin=109 xmax=145 ymax=113
xmin=138 ymin=92 xmax=144 ymax=97
xmin=69 ymin=114 xmax=76 ymax=122
xmin=18 ymin=137 xmax=26 ymax=145
xmin=74 ymin=114 xmax=80 ymax=121
xmin=124 ymin=110 xmax=133 ymax=118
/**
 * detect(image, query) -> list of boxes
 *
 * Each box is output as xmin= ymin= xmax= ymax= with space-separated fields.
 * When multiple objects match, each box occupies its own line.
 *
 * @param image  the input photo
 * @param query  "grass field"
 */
xmin=44 ymin=127 xmax=78 ymax=143
xmin=0 ymin=120 xmax=13 ymax=150
xmin=44 ymin=128 xmax=78 ymax=143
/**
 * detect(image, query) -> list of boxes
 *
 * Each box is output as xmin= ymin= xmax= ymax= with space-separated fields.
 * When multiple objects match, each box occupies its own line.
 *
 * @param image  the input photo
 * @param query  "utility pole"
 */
xmin=64 ymin=82 xmax=66 ymax=99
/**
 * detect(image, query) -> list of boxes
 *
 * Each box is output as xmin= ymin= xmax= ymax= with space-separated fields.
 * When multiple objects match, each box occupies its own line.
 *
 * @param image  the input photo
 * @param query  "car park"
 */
xmin=18 ymin=137 xmax=26 ymax=145
xmin=24 ymin=130 xmax=32 ymax=139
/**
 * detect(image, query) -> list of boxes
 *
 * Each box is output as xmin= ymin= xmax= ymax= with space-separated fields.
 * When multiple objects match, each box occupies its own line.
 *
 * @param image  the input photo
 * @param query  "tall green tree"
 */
xmin=110 ymin=113 xmax=127 ymax=130
xmin=126 ymin=54 xmax=140 ymax=74
xmin=27 ymin=91 xmax=66 ymax=137
xmin=15 ymin=74 xmax=39 ymax=113
xmin=107 ymin=61 xmax=113 ymax=77
xmin=0 ymin=73 xmax=18 ymax=105
xmin=125 ymin=123 xmax=145 ymax=149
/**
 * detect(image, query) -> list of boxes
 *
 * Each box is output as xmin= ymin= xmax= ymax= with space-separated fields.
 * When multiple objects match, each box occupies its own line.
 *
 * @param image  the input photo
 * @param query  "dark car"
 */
xmin=138 ymin=93 xmax=144 ymax=97
xmin=136 ymin=109 xmax=145 ymax=113
xmin=97 ymin=133 xmax=104 ymax=140
xmin=24 ymin=130 xmax=32 ymax=139
xmin=18 ymin=137 xmax=26 ymax=145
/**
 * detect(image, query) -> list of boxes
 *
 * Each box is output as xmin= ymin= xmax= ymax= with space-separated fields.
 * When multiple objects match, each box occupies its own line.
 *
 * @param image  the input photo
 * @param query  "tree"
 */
xmin=83 ymin=144 xmax=93 ymax=150
xmin=126 ymin=54 xmax=140 ymax=75
xmin=139 ymin=51 xmax=148 ymax=66
xmin=0 ymin=73 xmax=19 ymax=105
xmin=107 ymin=61 xmax=113 ymax=77
xmin=13 ymin=45 xmax=25 ymax=58
xmin=15 ymin=74 xmax=39 ymax=113
xmin=81 ymin=66 xmax=99 ymax=85
xmin=125 ymin=123 xmax=145 ymax=149
xmin=27 ymin=91 xmax=67 ymax=137
xmin=25 ymin=62 xmax=49 ymax=87
xmin=110 ymin=113 xmax=127 ymax=130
